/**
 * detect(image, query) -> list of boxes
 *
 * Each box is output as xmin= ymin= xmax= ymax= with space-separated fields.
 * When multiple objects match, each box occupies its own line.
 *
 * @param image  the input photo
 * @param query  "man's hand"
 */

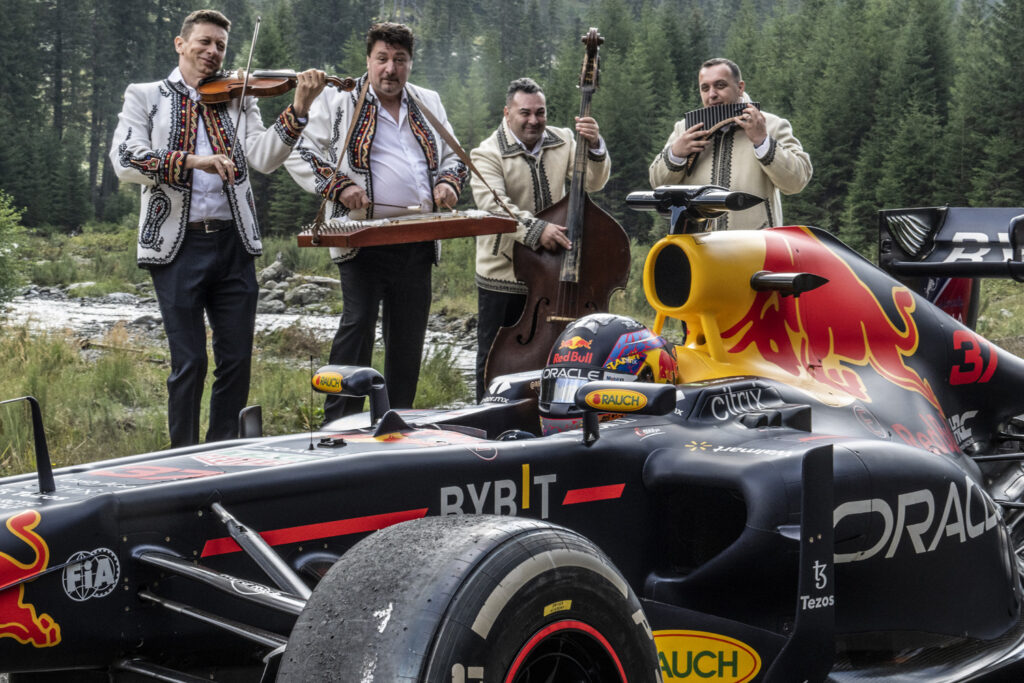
xmin=575 ymin=116 xmax=601 ymax=149
xmin=434 ymin=183 xmax=458 ymax=210
xmin=187 ymin=154 xmax=236 ymax=183
xmin=292 ymin=69 xmax=327 ymax=118
xmin=539 ymin=223 xmax=571 ymax=251
xmin=735 ymin=103 xmax=767 ymax=147
xmin=339 ymin=184 xmax=370 ymax=210
xmin=669 ymin=122 xmax=710 ymax=158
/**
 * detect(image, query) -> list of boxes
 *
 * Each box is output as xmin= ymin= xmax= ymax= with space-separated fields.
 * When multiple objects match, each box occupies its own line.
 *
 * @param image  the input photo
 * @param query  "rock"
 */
xmin=284 ymin=283 xmax=330 ymax=306
xmin=66 ymin=282 xmax=97 ymax=293
xmin=104 ymin=292 xmax=138 ymax=304
xmin=257 ymin=260 xmax=293 ymax=285
xmin=132 ymin=314 xmax=162 ymax=329
xmin=258 ymin=288 xmax=284 ymax=302
xmin=257 ymin=299 xmax=287 ymax=314
xmin=298 ymin=275 xmax=340 ymax=288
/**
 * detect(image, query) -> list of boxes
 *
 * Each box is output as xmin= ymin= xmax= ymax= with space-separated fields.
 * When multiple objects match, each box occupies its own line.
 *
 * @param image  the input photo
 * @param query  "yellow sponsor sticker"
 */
xmin=311 ymin=371 xmax=344 ymax=393
xmin=654 ymin=630 xmax=761 ymax=682
xmin=542 ymin=600 xmax=572 ymax=617
xmin=584 ymin=388 xmax=648 ymax=412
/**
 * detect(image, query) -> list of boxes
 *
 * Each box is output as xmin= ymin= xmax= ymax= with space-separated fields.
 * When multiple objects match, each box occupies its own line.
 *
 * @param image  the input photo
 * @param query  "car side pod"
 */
xmin=310 ymin=365 xmax=390 ymax=425
xmin=0 ymin=396 xmax=55 ymax=493
xmin=573 ymin=381 xmax=677 ymax=445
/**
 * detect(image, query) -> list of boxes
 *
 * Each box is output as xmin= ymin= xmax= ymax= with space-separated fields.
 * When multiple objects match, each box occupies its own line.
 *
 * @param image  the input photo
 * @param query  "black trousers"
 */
xmin=475 ymin=287 xmax=527 ymax=402
xmin=149 ymin=228 xmax=258 ymax=448
xmin=325 ymin=242 xmax=434 ymax=420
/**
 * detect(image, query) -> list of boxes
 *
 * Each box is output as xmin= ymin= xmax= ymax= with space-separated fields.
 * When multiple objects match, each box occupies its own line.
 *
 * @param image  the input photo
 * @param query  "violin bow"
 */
xmin=224 ymin=15 xmax=261 ymax=165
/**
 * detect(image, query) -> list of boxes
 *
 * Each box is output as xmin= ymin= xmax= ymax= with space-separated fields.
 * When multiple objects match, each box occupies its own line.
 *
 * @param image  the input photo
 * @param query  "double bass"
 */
xmin=483 ymin=28 xmax=631 ymax=385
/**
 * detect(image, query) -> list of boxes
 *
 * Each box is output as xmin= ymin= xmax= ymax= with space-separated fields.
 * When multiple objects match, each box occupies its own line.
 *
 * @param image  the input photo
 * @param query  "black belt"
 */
xmin=187 ymin=219 xmax=234 ymax=233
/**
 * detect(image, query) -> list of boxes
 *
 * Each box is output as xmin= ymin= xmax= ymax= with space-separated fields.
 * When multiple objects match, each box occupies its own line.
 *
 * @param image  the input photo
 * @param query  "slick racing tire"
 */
xmin=277 ymin=515 xmax=660 ymax=682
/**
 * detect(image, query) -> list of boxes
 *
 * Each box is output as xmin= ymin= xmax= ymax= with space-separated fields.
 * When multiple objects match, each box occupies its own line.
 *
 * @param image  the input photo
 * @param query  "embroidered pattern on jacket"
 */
xmin=349 ymin=99 xmax=376 ymax=172
xmin=274 ymin=105 xmax=305 ymax=146
xmin=139 ymin=188 xmax=170 ymax=251
xmin=246 ymin=188 xmax=260 ymax=242
xmin=408 ymin=102 xmax=438 ymax=171
xmin=761 ymin=137 xmax=777 ymax=166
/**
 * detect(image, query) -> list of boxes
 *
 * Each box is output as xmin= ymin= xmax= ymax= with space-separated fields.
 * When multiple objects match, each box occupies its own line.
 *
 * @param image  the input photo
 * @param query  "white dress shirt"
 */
xmin=367 ymin=86 xmax=433 ymax=217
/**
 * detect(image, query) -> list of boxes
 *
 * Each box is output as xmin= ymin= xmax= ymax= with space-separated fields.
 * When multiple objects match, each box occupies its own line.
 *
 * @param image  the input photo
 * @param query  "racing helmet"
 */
xmin=539 ymin=313 xmax=678 ymax=435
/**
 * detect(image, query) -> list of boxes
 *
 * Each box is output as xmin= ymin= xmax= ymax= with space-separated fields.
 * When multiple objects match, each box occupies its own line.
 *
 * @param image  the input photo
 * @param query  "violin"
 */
xmin=197 ymin=69 xmax=356 ymax=104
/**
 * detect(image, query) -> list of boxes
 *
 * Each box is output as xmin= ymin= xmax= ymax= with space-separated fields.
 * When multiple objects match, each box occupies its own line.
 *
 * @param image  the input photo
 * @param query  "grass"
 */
xmin=0 ymin=320 xmax=470 ymax=475
xmin=975 ymin=279 xmax=1024 ymax=356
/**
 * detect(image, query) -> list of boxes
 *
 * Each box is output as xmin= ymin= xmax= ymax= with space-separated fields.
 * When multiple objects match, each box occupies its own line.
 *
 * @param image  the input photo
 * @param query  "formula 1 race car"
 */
xmin=3 ymin=187 xmax=1024 ymax=682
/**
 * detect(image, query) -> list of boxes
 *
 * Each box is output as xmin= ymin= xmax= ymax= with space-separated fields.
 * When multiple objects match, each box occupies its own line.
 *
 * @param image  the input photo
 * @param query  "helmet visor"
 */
xmin=540 ymin=375 xmax=590 ymax=405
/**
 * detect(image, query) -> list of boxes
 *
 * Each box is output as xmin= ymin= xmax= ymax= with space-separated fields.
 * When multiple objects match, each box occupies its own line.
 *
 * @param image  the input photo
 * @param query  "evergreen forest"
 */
xmin=2 ymin=0 xmax=1023 ymax=256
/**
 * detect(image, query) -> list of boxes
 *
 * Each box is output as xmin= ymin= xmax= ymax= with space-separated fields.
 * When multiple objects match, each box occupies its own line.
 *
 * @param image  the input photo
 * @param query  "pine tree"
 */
xmin=967 ymin=0 xmax=1024 ymax=206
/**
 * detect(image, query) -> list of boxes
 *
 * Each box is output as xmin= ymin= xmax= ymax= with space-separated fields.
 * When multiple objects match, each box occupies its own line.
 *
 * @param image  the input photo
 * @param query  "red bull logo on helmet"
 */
xmin=560 ymin=336 xmax=593 ymax=350
xmin=722 ymin=227 xmax=940 ymax=411
xmin=0 ymin=510 xmax=62 ymax=647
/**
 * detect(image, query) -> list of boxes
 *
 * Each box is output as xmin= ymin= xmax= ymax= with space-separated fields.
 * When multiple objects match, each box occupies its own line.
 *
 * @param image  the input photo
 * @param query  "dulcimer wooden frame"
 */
xmin=297 ymin=212 xmax=516 ymax=248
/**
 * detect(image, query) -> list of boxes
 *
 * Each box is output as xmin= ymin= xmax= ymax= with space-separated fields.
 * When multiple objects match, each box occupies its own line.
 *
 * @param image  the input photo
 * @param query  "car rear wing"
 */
xmin=879 ymin=206 xmax=1024 ymax=280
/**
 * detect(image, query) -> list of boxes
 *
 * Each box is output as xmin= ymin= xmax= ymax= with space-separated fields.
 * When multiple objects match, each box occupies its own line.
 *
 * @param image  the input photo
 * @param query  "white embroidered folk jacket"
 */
xmin=110 ymin=78 xmax=306 ymax=266
xmin=648 ymin=109 xmax=811 ymax=231
xmin=284 ymin=75 xmax=468 ymax=263
xmin=471 ymin=119 xmax=611 ymax=295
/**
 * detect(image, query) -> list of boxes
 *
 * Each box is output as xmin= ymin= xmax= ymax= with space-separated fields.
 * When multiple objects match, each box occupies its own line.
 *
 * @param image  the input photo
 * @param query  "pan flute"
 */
xmin=684 ymin=101 xmax=761 ymax=136
xmin=297 ymin=210 xmax=517 ymax=248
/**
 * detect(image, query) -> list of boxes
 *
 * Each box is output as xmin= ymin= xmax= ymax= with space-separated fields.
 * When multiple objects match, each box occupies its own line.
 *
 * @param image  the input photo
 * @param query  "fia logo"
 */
xmin=62 ymin=548 xmax=120 ymax=601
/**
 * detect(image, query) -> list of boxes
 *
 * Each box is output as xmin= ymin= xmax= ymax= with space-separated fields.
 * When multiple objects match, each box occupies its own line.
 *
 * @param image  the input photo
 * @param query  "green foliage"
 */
xmin=414 ymin=345 xmax=472 ymax=408
xmin=0 ymin=327 xmax=169 ymax=474
xmin=22 ymin=225 xmax=146 ymax=290
xmin=0 ymin=190 xmax=25 ymax=303
xmin=433 ymin=236 xmax=479 ymax=317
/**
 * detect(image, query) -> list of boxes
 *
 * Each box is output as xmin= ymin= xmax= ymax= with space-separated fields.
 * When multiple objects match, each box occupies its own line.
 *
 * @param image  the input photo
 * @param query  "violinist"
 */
xmin=470 ymin=77 xmax=610 ymax=401
xmin=285 ymin=22 xmax=467 ymax=422
xmin=109 ymin=9 xmax=326 ymax=448
xmin=649 ymin=58 xmax=811 ymax=230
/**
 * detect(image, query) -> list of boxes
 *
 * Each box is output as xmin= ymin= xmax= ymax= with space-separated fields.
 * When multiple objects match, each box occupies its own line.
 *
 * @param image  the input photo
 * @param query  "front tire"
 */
xmin=278 ymin=515 xmax=659 ymax=682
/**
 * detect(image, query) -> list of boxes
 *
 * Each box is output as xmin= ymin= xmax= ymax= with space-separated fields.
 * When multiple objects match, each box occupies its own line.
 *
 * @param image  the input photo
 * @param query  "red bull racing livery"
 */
xmin=3 ymin=186 xmax=1024 ymax=682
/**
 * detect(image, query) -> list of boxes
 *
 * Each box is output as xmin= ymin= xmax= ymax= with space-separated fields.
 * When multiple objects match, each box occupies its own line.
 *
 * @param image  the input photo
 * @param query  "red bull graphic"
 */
xmin=647 ymin=348 xmax=679 ymax=383
xmin=0 ymin=510 xmax=61 ymax=647
xmin=722 ymin=227 xmax=941 ymax=411
xmin=560 ymin=336 xmax=593 ymax=350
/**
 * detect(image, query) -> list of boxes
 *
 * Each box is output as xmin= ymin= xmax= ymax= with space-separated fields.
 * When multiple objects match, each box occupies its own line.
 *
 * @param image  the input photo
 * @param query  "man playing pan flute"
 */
xmin=649 ymin=58 xmax=811 ymax=230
